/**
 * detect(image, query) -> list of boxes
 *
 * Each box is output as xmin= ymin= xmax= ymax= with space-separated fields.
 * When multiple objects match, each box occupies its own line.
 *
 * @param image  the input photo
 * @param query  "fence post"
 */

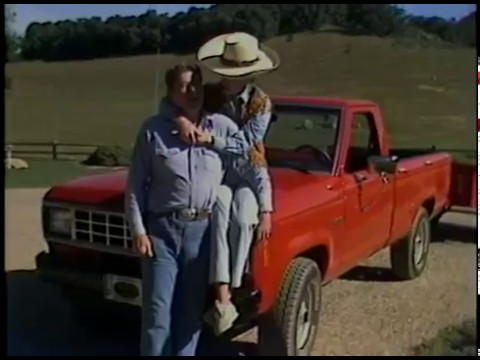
xmin=52 ymin=139 xmax=58 ymax=160
xmin=5 ymin=145 xmax=13 ymax=169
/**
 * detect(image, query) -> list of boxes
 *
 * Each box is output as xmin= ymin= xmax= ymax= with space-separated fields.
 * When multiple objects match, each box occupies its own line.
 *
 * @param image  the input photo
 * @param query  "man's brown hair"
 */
xmin=164 ymin=63 xmax=202 ymax=94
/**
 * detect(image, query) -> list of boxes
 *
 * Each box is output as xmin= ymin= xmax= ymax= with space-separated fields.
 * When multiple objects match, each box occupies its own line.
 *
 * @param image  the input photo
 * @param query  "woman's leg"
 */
xmin=209 ymin=185 xmax=234 ymax=304
xmin=230 ymin=185 xmax=259 ymax=289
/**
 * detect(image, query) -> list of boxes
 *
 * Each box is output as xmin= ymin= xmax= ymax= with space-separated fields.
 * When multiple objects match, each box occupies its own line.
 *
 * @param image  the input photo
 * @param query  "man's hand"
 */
xmin=133 ymin=234 xmax=154 ymax=257
xmin=256 ymin=212 xmax=272 ymax=242
xmin=174 ymin=115 xmax=198 ymax=144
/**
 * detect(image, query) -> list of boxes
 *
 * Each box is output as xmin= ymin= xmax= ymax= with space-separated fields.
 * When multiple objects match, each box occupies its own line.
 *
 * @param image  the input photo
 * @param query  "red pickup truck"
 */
xmin=37 ymin=96 xmax=476 ymax=356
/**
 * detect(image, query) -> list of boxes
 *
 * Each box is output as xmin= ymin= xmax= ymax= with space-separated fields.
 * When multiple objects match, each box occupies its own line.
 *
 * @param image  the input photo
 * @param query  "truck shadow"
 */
xmin=339 ymin=266 xmax=397 ymax=282
xmin=431 ymin=222 xmax=476 ymax=244
xmin=7 ymin=270 xmax=256 ymax=356
xmin=340 ymin=219 xmax=476 ymax=283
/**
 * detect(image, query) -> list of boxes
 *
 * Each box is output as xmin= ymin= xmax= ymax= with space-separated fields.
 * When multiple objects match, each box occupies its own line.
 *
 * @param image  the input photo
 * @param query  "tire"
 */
xmin=258 ymin=257 xmax=322 ymax=356
xmin=390 ymin=207 xmax=431 ymax=280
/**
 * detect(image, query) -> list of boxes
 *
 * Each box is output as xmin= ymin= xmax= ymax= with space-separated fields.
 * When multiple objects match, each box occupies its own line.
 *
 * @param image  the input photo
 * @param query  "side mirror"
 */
xmin=368 ymin=155 xmax=397 ymax=175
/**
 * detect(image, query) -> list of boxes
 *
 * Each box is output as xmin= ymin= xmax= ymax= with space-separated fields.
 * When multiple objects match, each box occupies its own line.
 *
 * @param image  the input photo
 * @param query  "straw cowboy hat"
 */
xmin=196 ymin=32 xmax=280 ymax=79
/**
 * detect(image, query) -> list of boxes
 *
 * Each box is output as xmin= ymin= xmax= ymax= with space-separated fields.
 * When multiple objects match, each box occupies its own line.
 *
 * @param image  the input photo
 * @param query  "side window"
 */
xmin=345 ymin=112 xmax=380 ymax=173
xmin=265 ymin=108 xmax=341 ymax=171
xmin=351 ymin=114 xmax=371 ymax=149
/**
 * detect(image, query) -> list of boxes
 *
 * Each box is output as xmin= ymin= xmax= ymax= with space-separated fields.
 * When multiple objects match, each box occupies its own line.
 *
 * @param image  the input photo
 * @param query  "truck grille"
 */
xmin=73 ymin=209 xmax=133 ymax=251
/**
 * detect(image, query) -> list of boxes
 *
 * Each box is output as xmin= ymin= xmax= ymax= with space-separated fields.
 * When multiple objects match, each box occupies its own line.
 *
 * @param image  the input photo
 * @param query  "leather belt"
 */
xmin=154 ymin=208 xmax=211 ymax=221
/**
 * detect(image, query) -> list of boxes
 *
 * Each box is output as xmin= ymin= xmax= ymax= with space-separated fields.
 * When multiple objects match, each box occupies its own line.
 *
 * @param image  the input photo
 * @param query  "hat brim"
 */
xmin=196 ymin=34 xmax=280 ymax=79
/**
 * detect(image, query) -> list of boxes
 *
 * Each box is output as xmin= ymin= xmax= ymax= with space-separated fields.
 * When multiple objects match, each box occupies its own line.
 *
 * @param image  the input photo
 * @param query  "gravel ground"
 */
xmin=5 ymin=188 xmax=476 ymax=356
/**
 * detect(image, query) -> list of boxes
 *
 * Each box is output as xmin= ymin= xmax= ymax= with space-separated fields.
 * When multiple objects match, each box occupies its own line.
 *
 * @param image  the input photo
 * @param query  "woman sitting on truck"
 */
xmin=171 ymin=32 xmax=280 ymax=335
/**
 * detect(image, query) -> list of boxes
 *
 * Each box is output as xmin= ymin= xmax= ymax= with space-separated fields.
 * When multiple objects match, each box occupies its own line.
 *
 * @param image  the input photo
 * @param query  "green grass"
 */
xmin=414 ymin=319 xmax=476 ymax=356
xmin=5 ymin=32 xmax=476 ymax=151
xmin=5 ymin=158 xmax=111 ymax=189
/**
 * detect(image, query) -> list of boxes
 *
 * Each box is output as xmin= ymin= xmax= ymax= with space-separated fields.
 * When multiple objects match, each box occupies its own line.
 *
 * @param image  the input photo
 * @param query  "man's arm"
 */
xmin=125 ymin=122 xmax=152 ymax=237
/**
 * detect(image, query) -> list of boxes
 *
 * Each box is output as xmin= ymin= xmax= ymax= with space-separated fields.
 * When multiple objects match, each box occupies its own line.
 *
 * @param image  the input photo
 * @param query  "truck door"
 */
xmin=340 ymin=110 xmax=395 ymax=267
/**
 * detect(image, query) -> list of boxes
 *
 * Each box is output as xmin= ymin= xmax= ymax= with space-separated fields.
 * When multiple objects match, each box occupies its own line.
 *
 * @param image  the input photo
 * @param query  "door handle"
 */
xmin=424 ymin=160 xmax=433 ymax=166
xmin=398 ymin=167 xmax=408 ymax=174
xmin=380 ymin=173 xmax=390 ymax=184
xmin=354 ymin=173 xmax=368 ymax=183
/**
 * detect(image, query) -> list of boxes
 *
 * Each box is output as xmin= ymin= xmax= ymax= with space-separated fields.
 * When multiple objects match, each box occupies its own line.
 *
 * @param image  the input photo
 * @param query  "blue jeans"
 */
xmin=141 ymin=214 xmax=210 ymax=356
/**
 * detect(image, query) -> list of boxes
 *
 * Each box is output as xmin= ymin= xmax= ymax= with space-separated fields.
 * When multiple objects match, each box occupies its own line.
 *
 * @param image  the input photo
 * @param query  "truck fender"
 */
xmin=400 ymin=196 xmax=435 ymax=242
xmin=252 ymin=228 xmax=332 ymax=314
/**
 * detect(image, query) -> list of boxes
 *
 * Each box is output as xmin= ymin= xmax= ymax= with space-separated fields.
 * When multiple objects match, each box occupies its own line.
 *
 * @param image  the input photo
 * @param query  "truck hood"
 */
xmin=46 ymin=168 xmax=334 ymax=218
xmin=46 ymin=170 xmax=128 ymax=211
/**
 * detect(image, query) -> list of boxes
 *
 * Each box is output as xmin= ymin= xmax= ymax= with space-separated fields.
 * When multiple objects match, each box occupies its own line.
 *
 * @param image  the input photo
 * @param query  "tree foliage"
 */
xmin=18 ymin=5 xmax=476 ymax=61
xmin=5 ymin=4 xmax=20 ymax=60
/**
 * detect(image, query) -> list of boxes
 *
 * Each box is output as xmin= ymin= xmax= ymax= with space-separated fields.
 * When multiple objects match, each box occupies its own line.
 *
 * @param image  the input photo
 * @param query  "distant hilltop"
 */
xmin=6 ymin=5 xmax=476 ymax=62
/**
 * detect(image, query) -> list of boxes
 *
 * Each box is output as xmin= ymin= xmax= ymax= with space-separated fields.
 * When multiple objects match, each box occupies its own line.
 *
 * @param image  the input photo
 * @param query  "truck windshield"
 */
xmin=265 ymin=105 xmax=342 ymax=173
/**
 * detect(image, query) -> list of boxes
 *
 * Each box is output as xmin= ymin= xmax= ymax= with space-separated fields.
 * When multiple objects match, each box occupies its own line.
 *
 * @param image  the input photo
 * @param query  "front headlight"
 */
xmin=48 ymin=207 xmax=73 ymax=236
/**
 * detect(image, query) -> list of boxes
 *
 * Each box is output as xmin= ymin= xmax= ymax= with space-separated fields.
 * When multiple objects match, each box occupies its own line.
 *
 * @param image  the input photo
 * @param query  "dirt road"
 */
xmin=6 ymin=188 xmax=476 ymax=356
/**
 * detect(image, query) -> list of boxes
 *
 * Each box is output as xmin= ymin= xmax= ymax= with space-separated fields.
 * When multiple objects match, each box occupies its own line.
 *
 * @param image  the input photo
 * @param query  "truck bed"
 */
xmin=390 ymin=147 xmax=476 ymax=210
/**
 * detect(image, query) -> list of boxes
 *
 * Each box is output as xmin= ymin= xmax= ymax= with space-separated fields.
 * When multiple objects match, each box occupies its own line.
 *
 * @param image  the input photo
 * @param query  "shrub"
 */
xmin=83 ymin=145 xmax=131 ymax=167
xmin=414 ymin=319 xmax=476 ymax=356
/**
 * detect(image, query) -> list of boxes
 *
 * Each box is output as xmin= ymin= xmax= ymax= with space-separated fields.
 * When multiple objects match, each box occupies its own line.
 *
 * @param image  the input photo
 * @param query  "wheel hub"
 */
xmin=296 ymin=288 xmax=313 ymax=350
xmin=413 ymin=220 xmax=427 ymax=265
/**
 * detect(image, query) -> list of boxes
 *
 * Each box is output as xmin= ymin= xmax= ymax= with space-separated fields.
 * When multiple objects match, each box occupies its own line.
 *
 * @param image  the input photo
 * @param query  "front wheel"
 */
xmin=258 ymin=257 xmax=322 ymax=356
xmin=390 ymin=207 xmax=431 ymax=280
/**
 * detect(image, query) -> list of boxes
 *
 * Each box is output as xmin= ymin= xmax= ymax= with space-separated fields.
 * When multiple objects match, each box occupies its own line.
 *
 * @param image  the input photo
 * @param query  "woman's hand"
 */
xmin=256 ymin=212 xmax=272 ymax=242
xmin=174 ymin=115 xmax=198 ymax=144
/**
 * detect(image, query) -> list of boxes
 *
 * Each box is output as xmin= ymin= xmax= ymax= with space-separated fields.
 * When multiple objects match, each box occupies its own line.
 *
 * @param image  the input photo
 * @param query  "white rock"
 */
xmin=5 ymin=158 xmax=29 ymax=170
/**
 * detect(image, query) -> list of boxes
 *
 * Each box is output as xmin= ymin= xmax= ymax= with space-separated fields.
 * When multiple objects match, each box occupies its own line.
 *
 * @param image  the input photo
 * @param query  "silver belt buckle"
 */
xmin=179 ymin=208 xmax=196 ymax=221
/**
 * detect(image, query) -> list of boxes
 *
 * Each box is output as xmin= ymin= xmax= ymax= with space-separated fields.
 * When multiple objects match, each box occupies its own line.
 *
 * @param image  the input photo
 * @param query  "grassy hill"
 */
xmin=5 ymin=32 xmax=476 ymax=150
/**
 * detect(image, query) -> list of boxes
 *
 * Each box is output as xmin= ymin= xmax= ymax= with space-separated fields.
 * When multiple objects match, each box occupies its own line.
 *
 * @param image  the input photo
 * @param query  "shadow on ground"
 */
xmin=7 ymin=270 xmax=256 ymax=356
xmin=432 ymin=222 xmax=476 ymax=244
xmin=340 ymin=266 xmax=398 ymax=282
xmin=340 ymin=219 xmax=475 ymax=283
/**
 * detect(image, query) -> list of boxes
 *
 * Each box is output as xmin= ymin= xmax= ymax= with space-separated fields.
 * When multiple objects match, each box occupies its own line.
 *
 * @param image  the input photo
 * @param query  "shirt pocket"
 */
xmin=154 ymin=147 xmax=188 ymax=179
xmin=200 ymin=148 xmax=221 ymax=174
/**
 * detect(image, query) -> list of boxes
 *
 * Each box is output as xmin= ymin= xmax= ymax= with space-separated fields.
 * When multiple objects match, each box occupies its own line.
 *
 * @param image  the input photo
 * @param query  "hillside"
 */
xmin=454 ymin=11 xmax=476 ymax=47
xmin=5 ymin=32 xmax=476 ymax=150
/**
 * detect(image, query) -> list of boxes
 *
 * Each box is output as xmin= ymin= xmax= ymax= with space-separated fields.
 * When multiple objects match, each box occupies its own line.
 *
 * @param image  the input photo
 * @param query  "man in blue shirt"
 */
xmin=125 ymin=63 xmax=246 ymax=356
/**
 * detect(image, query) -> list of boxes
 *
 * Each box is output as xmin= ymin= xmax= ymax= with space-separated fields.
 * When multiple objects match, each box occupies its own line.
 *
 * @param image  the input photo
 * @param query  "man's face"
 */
xmin=220 ymin=78 xmax=249 ymax=96
xmin=170 ymin=70 xmax=203 ymax=113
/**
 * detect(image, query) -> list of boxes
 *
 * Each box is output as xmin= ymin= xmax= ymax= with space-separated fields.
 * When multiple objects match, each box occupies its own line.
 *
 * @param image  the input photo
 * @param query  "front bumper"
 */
xmin=36 ymin=244 xmax=262 ymax=336
xmin=36 ymin=251 xmax=104 ymax=293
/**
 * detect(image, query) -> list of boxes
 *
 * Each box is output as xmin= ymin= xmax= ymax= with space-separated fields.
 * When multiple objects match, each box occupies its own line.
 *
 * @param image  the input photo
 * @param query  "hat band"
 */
xmin=220 ymin=56 xmax=260 ymax=68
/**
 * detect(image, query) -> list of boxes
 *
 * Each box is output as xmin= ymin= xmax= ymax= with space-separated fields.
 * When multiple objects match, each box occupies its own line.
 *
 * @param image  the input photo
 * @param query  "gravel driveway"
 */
xmin=5 ymin=188 xmax=476 ymax=356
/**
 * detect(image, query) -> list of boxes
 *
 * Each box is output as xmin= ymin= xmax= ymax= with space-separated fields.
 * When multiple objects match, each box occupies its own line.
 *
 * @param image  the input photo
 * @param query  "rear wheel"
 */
xmin=258 ymin=257 xmax=322 ymax=356
xmin=390 ymin=208 xmax=431 ymax=280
